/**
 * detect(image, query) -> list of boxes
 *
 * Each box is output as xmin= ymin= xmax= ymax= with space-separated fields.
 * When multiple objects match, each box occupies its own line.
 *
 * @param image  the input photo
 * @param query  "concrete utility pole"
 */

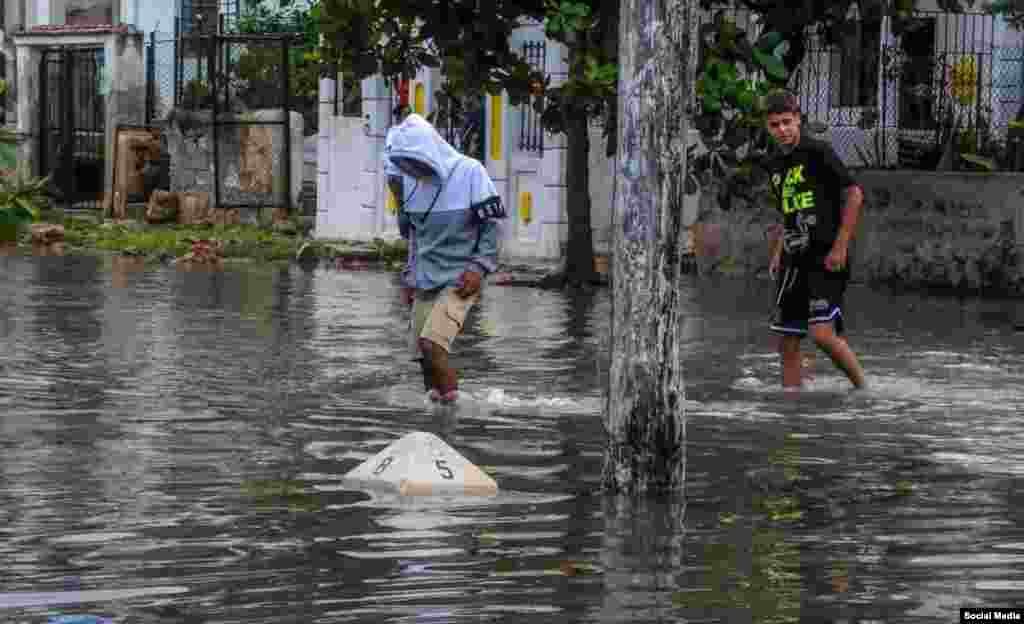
xmin=603 ymin=0 xmax=693 ymax=493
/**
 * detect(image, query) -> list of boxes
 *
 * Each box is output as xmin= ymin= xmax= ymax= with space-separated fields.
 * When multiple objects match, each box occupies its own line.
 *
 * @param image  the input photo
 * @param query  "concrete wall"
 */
xmin=692 ymin=170 xmax=1024 ymax=295
xmin=854 ymin=170 xmax=1024 ymax=293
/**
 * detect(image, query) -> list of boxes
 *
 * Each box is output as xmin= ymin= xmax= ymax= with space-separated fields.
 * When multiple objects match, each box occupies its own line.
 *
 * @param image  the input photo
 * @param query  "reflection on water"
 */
xmin=1 ymin=256 xmax=1023 ymax=623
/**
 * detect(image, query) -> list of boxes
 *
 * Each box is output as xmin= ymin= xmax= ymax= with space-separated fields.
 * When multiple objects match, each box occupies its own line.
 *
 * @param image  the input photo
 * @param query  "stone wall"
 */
xmin=166 ymin=108 xmax=304 ymax=221
xmin=854 ymin=171 xmax=1023 ymax=295
xmin=692 ymin=170 xmax=1024 ymax=296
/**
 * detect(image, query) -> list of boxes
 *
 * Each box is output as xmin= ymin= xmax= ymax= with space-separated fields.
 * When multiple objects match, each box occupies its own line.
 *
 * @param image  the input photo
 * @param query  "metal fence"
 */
xmin=39 ymin=48 xmax=106 ymax=211
xmin=519 ymin=40 xmax=546 ymax=153
xmin=697 ymin=8 xmax=1024 ymax=170
xmin=145 ymin=31 xmax=177 ymax=125
xmin=211 ymin=31 xmax=298 ymax=211
xmin=147 ymin=25 xmax=300 ymax=211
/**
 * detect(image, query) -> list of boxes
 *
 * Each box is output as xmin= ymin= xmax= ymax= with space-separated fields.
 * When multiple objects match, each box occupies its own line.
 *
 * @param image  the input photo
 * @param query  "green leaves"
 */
xmin=752 ymin=48 xmax=787 ymax=82
xmin=960 ymin=153 xmax=997 ymax=171
xmin=754 ymin=30 xmax=784 ymax=53
xmin=585 ymin=58 xmax=617 ymax=85
xmin=694 ymin=21 xmax=797 ymax=211
xmin=544 ymin=0 xmax=592 ymax=38
xmin=0 ymin=172 xmax=47 ymax=228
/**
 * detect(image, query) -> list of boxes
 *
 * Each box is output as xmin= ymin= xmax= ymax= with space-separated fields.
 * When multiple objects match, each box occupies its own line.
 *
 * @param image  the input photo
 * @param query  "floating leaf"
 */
xmin=548 ymin=560 xmax=603 ymax=576
xmin=894 ymin=480 xmax=916 ymax=496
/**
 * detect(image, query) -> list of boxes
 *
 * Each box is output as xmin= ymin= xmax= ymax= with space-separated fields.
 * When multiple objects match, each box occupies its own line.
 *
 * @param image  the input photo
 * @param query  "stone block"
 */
xmin=145 ymin=190 xmax=179 ymax=224
xmin=178 ymin=191 xmax=211 ymax=225
xmin=30 ymin=223 xmax=65 ymax=244
xmin=208 ymin=207 xmax=241 ymax=226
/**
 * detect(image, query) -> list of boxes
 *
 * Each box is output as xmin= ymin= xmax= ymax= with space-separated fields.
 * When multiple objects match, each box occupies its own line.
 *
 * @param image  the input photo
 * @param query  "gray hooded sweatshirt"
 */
xmin=384 ymin=114 xmax=502 ymax=291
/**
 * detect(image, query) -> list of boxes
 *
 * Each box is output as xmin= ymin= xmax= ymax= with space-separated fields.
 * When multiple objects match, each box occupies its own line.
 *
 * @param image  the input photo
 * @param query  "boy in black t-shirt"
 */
xmin=764 ymin=90 xmax=867 ymax=389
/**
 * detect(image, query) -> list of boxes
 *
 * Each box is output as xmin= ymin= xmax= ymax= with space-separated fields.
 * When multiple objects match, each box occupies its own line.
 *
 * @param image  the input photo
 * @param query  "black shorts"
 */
xmin=770 ymin=263 xmax=848 ymax=337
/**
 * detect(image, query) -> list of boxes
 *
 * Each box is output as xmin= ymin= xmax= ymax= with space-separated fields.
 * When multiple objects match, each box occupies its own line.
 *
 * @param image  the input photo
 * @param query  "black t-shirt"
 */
xmin=767 ymin=136 xmax=856 ymax=267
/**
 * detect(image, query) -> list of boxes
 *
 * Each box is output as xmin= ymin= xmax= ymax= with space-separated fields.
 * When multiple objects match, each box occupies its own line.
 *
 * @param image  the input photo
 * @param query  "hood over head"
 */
xmin=385 ymin=113 xmax=464 ymax=182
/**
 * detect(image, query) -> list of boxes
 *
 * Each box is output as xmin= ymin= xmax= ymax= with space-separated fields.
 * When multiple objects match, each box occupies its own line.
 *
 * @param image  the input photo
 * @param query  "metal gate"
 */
xmin=39 ymin=48 xmax=106 ymax=210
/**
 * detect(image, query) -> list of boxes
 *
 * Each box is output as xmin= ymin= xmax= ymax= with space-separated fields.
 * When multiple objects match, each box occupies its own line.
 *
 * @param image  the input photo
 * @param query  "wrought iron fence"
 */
xmin=519 ymin=40 xmax=546 ymax=154
xmin=196 ymin=30 xmax=299 ymax=211
xmin=39 ymin=48 xmax=106 ymax=211
xmin=145 ymin=23 xmax=300 ymax=213
xmin=696 ymin=7 xmax=1024 ymax=171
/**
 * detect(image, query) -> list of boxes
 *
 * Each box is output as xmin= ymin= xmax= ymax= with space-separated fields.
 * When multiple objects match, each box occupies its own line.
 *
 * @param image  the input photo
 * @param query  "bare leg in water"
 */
xmin=419 ymin=339 xmax=458 ymax=402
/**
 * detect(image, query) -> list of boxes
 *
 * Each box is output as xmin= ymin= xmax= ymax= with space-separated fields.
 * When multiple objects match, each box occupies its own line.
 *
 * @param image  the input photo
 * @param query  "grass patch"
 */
xmin=49 ymin=217 xmax=410 ymax=267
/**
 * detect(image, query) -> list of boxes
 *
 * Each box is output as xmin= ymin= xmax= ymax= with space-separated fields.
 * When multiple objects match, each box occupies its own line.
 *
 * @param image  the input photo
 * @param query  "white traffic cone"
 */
xmin=343 ymin=431 xmax=498 ymax=497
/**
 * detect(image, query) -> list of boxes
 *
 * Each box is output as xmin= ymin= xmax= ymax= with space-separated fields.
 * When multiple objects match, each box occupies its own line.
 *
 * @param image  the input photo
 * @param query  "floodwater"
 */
xmin=1 ymin=254 xmax=1023 ymax=623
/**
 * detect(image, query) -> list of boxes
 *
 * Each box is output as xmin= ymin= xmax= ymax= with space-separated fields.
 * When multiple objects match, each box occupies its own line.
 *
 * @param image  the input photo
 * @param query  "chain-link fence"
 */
xmin=145 ymin=31 xmax=176 ymax=124
xmin=697 ymin=8 xmax=1024 ymax=171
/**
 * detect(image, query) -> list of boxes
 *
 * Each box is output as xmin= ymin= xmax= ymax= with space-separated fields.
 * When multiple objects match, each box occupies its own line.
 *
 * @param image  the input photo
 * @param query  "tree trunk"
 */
xmin=598 ymin=495 xmax=687 ymax=619
xmin=564 ymin=105 xmax=598 ymax=286
xmin=603 ymin=0 xmax=693 ymax=493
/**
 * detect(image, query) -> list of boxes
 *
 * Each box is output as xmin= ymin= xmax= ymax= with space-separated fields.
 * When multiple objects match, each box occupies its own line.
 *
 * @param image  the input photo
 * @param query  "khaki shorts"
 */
xmin=409 ymin=287 xmax=479 ymax=360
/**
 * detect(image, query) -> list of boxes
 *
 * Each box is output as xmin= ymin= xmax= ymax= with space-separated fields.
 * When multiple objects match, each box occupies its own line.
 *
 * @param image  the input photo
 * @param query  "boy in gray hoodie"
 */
xmin=385 ymin=114 xmax=504 ymax=403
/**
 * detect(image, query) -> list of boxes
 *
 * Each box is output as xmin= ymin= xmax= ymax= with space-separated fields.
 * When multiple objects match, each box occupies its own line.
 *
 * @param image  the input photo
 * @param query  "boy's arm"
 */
xmin=771 ymin=228 xmax=784 ymax=258
xmin=821 ymin=145 xmax=863 ymax=270
xmin=466 ymin=164 xmax=503 ymax=276
xmin=834 ymin=185 xmax=863 ymax=250
xmin=467 ymin=213 xmax=500 ymax=276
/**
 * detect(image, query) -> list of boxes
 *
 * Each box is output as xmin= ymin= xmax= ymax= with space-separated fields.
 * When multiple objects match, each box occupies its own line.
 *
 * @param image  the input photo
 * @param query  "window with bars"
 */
xmin=518 ymin=40 xmax=546 ymax=154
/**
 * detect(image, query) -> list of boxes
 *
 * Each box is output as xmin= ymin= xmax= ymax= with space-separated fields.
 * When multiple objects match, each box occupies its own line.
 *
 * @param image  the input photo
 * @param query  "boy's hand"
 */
xmin=825 ymin=243 xmax=848 ymax=272
xmin=769 ymin=252 xmax=782 ymax=279
xmin=455 ymin=271 xmax=482 ymax=298
xmin=400 ymin=286 xmax=415 ymax=306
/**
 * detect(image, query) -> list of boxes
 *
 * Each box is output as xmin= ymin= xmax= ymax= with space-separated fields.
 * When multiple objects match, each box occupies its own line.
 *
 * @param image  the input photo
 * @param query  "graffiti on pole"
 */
xmin=618 ymin=0 xmax=661 ymax=243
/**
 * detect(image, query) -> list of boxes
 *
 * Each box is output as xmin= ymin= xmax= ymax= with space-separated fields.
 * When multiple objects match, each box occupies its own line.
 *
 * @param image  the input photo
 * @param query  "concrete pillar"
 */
xmin=363 ymin=74 xmax=395 ymax=238
xmin=485 ymin=91 xmax=512 ymax=238
xmin=14 ymin=44 xmax=41 ymax=175
xmin=314 ymin=74 xmax=373 ymax=241
xmin=537 ymin=38 xmax=569 ymax=259
xmin=107 ymin=32 xmax=146 ymax=201
xmin=316 ymin=76 xmax=335 ymax=235
xmin=411 ymin=67 xmax=436 ymax=118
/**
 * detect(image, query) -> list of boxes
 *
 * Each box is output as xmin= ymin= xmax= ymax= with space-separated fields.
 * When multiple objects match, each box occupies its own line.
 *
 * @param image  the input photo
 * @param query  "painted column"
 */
xmin=315 ymin=75 xmax=335 ymax=237
xmin=411 ymin=66 xmax=436 ymax=118
xmin=13 ymin=42 xmax=41 ymax=175
xmin=538 ymin=38 xmax=569 ymax=259
xmin=314 ymin=74 xmax=372 ymax=240
xmin=363 ymin=74 xmax=396 ymax=238
xmin=483 ymin=89 xmax=514 ymax=256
